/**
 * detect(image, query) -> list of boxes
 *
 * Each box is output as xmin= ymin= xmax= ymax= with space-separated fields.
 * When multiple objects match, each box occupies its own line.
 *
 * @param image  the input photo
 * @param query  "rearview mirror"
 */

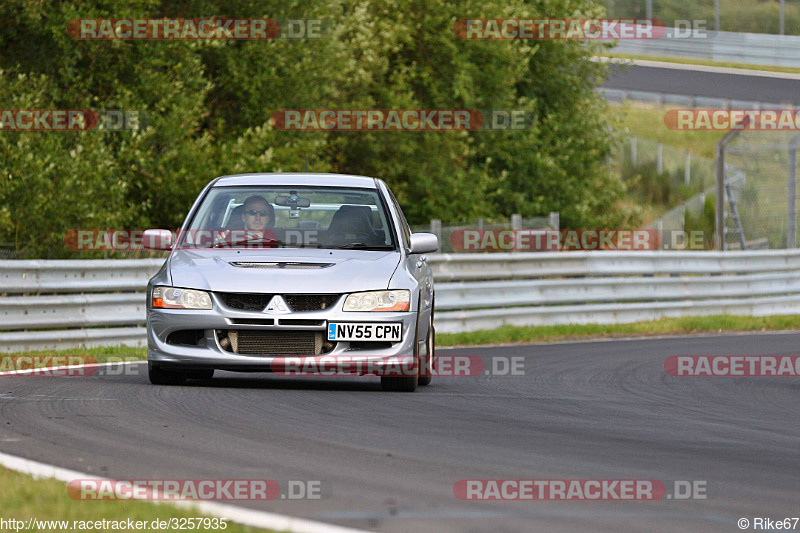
xmin=142 ymin=229 xmax=174 ymax=250
xmin=275 ymin=195 xmax=311 ymax=208
xmin=409 ymin=233 xmax=439 ymax=254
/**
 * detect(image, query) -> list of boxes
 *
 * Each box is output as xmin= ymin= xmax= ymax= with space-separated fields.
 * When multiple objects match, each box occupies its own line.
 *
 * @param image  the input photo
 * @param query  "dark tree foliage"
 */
xmin=0 ymin=0 xmax=634 ymax=257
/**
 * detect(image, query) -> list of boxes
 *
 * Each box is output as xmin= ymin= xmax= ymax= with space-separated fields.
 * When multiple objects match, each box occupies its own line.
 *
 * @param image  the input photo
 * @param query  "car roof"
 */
xmin=212 ymin=173 xmax=379 ymax=188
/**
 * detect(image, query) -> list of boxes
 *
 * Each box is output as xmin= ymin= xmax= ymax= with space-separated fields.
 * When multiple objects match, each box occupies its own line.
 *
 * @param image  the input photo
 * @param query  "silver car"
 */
xmin=143 ymin=173 xmax=438 ymax=392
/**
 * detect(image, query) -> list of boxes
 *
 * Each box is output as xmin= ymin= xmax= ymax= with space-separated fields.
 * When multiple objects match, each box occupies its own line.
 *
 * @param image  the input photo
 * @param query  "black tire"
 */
xmin=381 ymin=370 xmax=418 ymax=392
xmin=148 ymin=362 xmax=187 ymax=385
xmin=380 ymin=351 xmax=419 ymax=392
xmin=418 ymin=312 xmax=434 ymax=387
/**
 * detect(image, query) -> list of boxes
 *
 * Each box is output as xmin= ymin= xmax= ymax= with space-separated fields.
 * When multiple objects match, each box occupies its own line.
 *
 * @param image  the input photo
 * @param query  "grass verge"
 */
xmin=437 ymin=314 xmax=800 ymax=347
xmin=0 ymin=345 xmax=146 ymax=364
xmin=0 ymin=466 xmax=274 ymax=532
xmin=613 ymin=102 xmax=724 ymax=159
xmin=601 ymin=52 xmax=800 ymax=75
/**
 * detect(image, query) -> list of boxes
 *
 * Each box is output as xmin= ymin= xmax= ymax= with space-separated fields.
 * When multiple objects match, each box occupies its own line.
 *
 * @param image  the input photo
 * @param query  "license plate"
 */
xmin=327 ymin=322 xmax=402 ymax=342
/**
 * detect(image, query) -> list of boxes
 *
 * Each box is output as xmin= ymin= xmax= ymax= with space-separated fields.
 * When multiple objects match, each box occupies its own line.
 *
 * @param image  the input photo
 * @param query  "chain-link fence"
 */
xmin=720 ymin=129 xmax=800 ymax=249
xmin=411 ymin=214 xmax=559 ymax=253
xmin=610 ymin=135 xmax=717 ymax=248
xmin=604 ymin=0 xmax=800 ymax=36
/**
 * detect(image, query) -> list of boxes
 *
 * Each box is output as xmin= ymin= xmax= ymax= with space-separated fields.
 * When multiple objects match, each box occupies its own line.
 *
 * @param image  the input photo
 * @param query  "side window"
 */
xmin=386 ymin=188 xmax=411 ymax=250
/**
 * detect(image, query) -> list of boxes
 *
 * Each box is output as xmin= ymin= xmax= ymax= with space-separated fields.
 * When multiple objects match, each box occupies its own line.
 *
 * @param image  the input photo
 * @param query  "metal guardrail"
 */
xmin=611 ymin=27 xmax=800 ymax=68
xmin=599 ymin=87 xmax=787 ymax=110
xmin=0 ymin=259 xmax=164 ymax=293
xmin=3 ymin=251 xmax=800 ymax=350
xmin=428 ymin=250 xmax=800 ymax=280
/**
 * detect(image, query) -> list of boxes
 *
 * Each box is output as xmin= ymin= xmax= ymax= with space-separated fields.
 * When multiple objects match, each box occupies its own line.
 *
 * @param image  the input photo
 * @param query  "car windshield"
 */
xmin=179 ymin=186 xmax=398 ymax=250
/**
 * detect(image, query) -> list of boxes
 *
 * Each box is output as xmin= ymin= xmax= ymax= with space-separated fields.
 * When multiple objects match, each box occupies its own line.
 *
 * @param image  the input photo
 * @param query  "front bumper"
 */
xmin=147 ymin=293 xmax=419 ymax=373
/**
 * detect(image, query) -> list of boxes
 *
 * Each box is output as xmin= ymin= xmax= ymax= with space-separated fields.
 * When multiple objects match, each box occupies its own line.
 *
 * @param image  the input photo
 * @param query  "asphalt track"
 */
xmin=2 ymin=332 xmax=800 ymax=532
xmin=603 ymin=63 xmax=800 ymax=105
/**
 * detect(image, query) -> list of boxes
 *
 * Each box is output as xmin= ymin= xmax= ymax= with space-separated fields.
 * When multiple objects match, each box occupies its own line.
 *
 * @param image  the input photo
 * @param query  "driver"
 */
xmin=215 ymin=195 xmax=275 ymax=246
xmin=240 ymin=195 xmax=273 ymax=230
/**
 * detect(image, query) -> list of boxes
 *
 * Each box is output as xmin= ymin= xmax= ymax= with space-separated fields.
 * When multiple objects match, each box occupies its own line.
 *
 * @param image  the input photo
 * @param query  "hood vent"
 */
xmin=229 ymin=262 xmax=334 ymax=269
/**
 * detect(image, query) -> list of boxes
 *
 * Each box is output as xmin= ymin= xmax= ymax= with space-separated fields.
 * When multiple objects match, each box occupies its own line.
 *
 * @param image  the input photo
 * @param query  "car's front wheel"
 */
xmin=148 ymin=362 xmax=187 ymax=385
xmin=380 ymin=367 xmax=418 ymax=392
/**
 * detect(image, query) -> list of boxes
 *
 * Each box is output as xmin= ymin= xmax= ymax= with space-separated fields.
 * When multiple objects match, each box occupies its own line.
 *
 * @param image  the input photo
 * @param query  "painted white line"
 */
xmin=0 ymin=360 xmax=145 ymax=377
xmin=0 ymin=450 xmax=371 ymax=533
xmin=592 ymin=55 xmax=800 ymax=80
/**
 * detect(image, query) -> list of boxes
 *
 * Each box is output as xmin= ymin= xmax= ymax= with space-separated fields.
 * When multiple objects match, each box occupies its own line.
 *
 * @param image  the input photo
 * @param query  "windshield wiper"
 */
xmin=332 ymin=243 xmax=396 ymax=250
xmin=214 ymin=235 xmax=280 ymax=248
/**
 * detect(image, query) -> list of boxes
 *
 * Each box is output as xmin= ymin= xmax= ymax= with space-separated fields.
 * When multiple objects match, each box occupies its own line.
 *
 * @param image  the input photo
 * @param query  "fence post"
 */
xmin=510 ymin=214 xmax=522 ymax=253
xmin=548 ymin=211 xmax=560 ymax=230
xmin=631 ymin=135 xmax=637 ymax=166
xmin=656 ymin=218 xmax=664 ymax=250
xmin=431 ymin=219 xmax=442 ymax=249
xmin=788 ymin=134 xmax=800 ymax=248
xmin=657 ymin=142 xmax=663 ymax=173
xmin=684 ymin=151 xmax=691 ymax=186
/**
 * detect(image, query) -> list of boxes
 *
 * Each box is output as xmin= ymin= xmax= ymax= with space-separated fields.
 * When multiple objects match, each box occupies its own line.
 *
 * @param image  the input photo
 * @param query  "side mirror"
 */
xmin=409 ymin=233 xmax=439 ymax=254
xmin=142 ymin=229 xmax=174 ymax=250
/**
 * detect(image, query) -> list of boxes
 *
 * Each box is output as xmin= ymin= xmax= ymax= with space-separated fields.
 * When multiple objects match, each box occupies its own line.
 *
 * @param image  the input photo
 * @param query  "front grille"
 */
xmin=278 ymin=319 xmax=325 ymax=326
xmin=219 ymin=293 xmax=272 ymax=311
xmin=216 ymin=330 xmax=336 ymax=356
xmin=284 ymin=294 xmax=340 ymax=312
xmin=230 ymin=318 xmax=275 ymax=326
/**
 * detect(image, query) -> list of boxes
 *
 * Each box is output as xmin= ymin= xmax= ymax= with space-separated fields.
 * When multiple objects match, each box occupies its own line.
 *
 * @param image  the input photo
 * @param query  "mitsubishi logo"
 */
xmin=265 ymin=295 xmax=290 ymax=314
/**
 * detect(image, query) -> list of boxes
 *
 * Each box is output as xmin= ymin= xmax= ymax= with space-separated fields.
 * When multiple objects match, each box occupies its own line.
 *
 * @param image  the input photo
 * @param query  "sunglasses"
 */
xmin=246 ymin=209 xmax=269 ymax=217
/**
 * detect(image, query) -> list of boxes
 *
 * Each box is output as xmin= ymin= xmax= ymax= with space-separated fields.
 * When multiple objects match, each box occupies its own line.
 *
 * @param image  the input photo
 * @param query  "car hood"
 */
xmin=168 ymin=248 xmax=401 ymax=293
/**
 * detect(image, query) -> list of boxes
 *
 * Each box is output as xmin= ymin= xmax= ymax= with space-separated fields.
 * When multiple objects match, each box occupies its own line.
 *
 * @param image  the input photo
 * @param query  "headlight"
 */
xmin=343 ymin=290 xmax=410 ymax=312
xmin=152 ymin=287 xmax=212 ymax=310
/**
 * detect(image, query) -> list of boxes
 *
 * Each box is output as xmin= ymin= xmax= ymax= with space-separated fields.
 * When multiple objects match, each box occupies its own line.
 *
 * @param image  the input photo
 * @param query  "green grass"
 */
xmin=0 ymin=466 xmax=275 ymax=532
xmin=602 ymin=52 xmax=800 ymax=75
xmin=614 ymin=102 xmax=724 ymax=159
xmin=437 ymin=314 xmax=800 ymax=347
xmin=0 ymin=345 xmax=146 ymax=365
